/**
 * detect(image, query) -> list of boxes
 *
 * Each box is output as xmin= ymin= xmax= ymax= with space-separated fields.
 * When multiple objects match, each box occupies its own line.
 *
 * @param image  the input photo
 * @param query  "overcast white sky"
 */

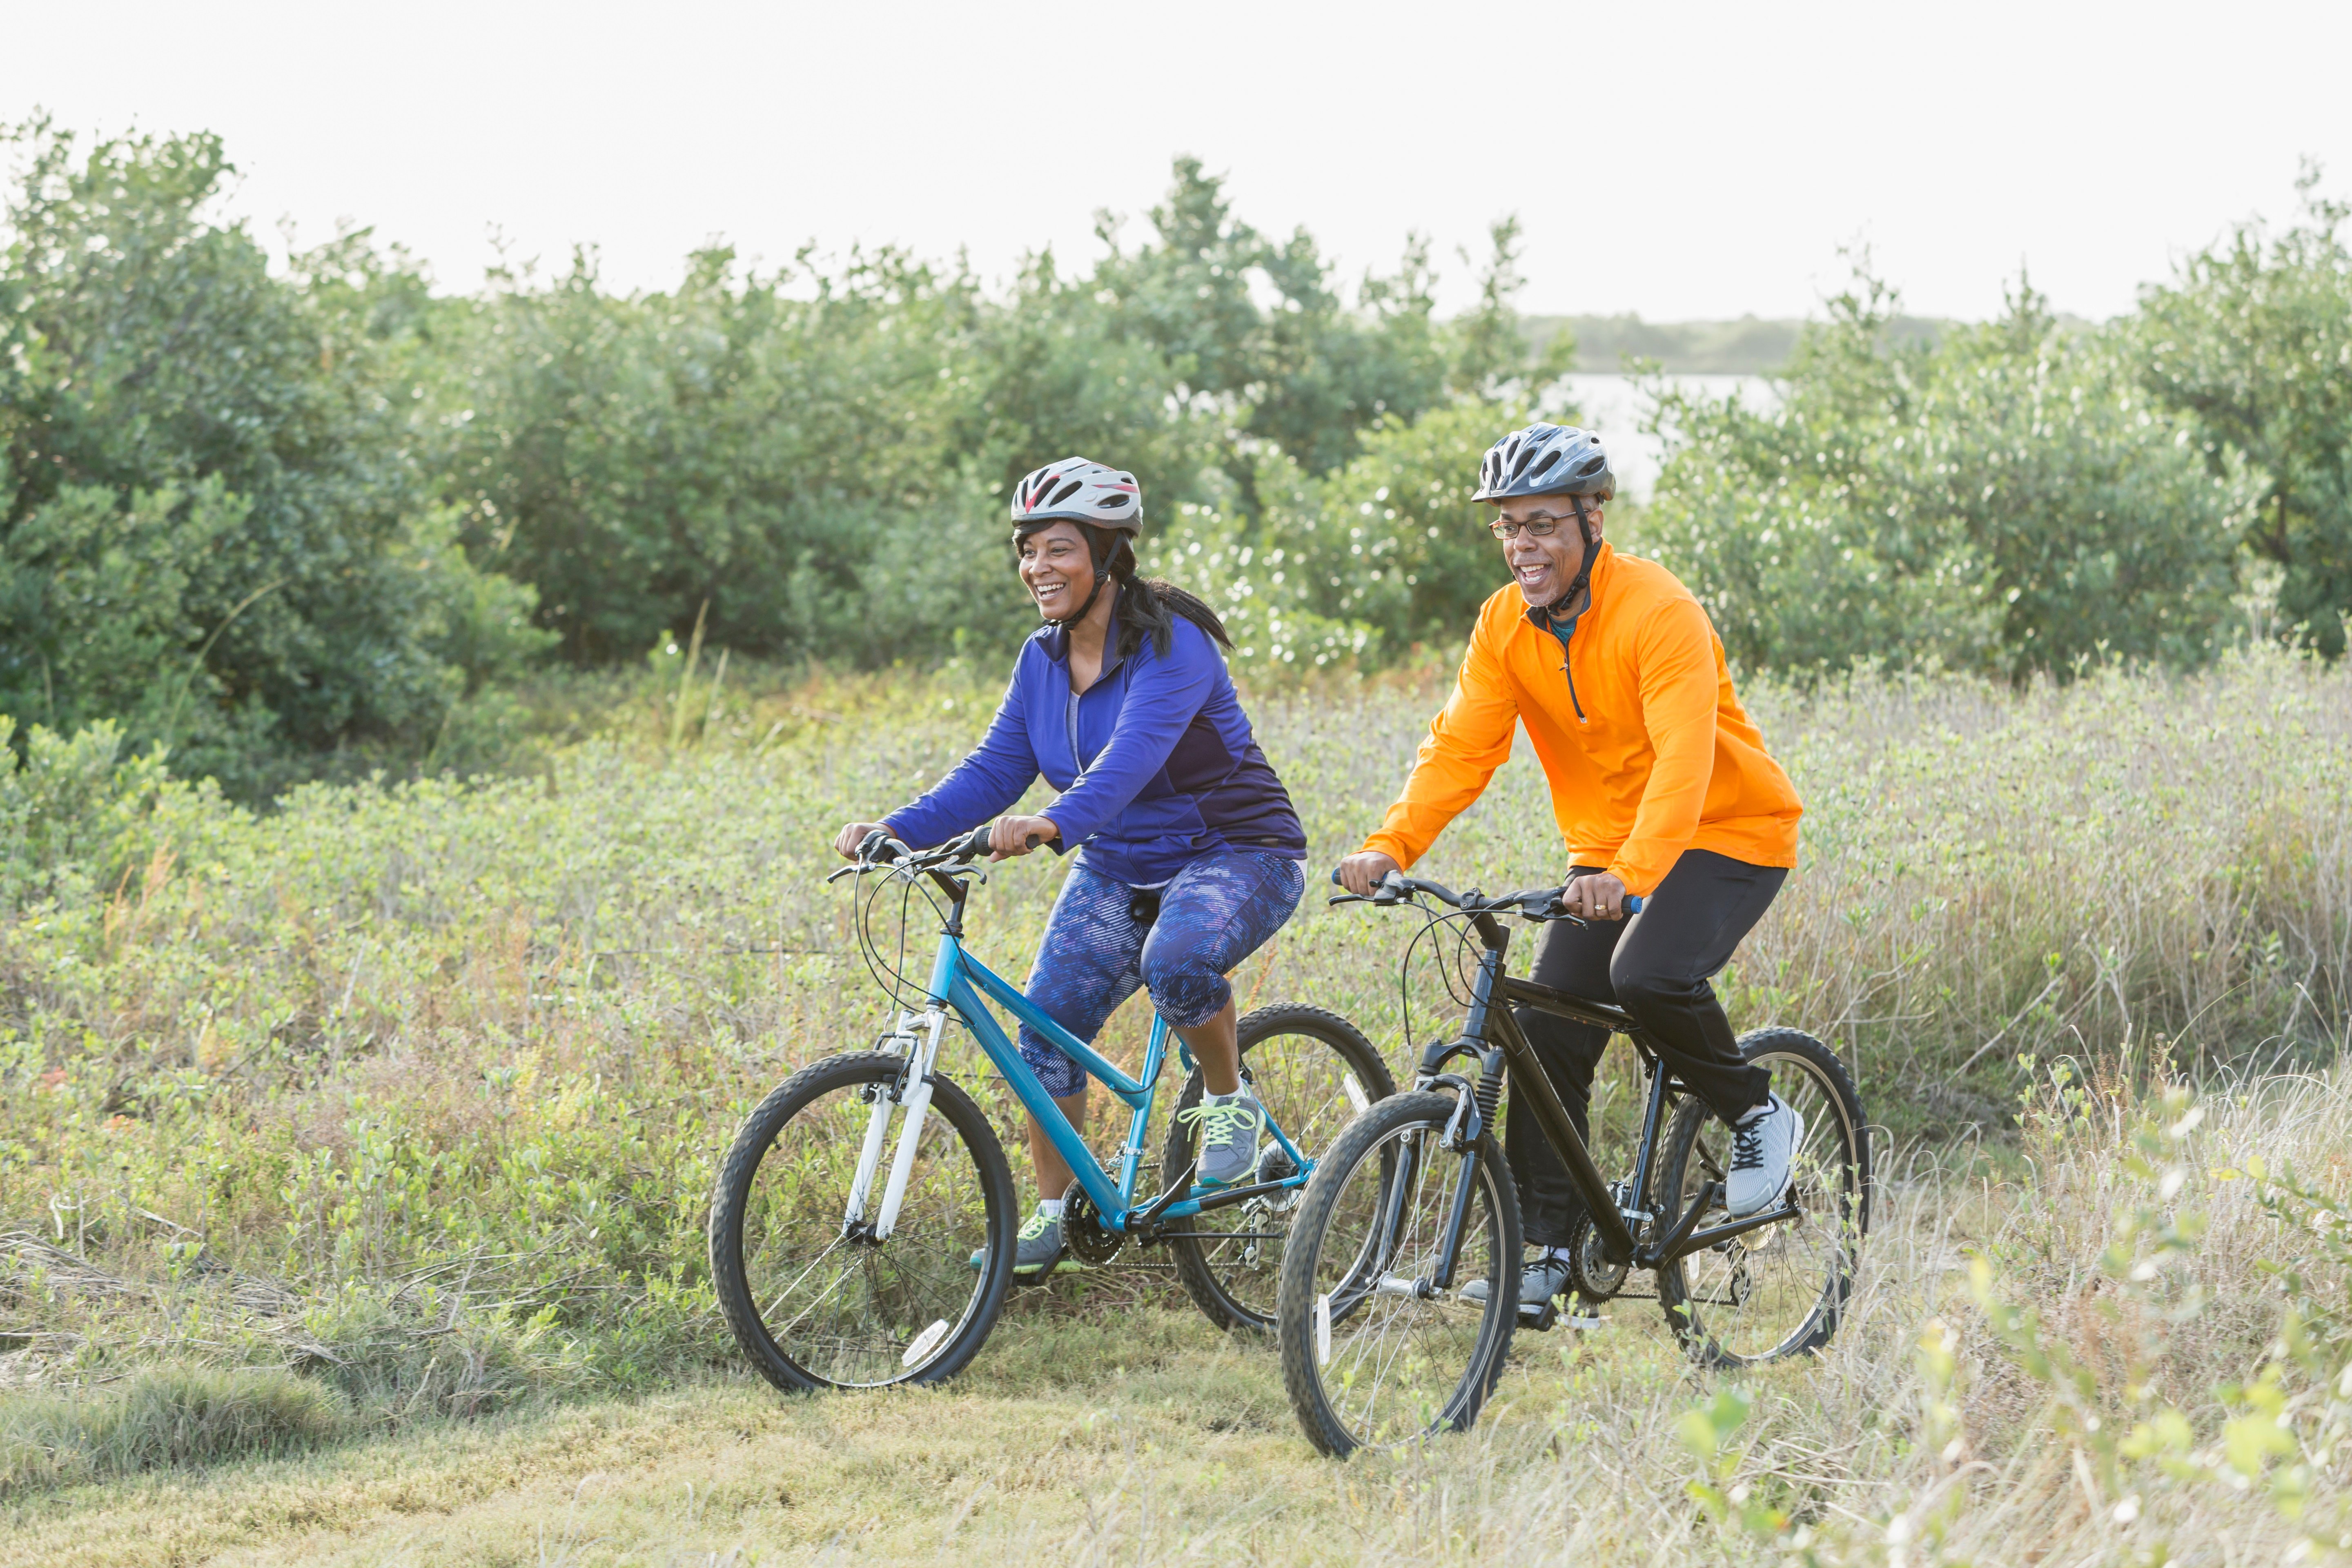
xmin=6 ymin=0 xmax=2349 ymax=324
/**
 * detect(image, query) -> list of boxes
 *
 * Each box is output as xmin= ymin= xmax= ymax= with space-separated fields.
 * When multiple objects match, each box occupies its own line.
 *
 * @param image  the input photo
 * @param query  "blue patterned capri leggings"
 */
xmin=1018 ymin=848 xmax=1307 ymax=1097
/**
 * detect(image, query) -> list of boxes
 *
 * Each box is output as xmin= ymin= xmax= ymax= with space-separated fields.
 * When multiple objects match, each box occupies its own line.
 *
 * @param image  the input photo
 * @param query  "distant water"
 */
xmin=1553 ymin=373 xmax=1780 ymax=498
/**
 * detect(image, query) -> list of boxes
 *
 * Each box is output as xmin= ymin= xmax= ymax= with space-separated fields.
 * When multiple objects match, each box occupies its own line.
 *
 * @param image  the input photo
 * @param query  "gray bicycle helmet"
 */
xmin=1471 ymin=423 xmax=1614 ymax=504
xmin=1011 ymin=457 xmax=1142 ymax=532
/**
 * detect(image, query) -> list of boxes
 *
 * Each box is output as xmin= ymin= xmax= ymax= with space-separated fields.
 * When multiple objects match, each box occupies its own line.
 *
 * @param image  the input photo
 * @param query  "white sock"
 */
xmin=1036 ymin=1198 xmax=1065 ymax=1218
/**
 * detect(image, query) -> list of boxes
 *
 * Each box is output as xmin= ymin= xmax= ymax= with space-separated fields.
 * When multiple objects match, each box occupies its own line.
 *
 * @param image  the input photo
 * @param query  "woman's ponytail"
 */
xmin=1097 ymin=532 xmax=1232 ymax=659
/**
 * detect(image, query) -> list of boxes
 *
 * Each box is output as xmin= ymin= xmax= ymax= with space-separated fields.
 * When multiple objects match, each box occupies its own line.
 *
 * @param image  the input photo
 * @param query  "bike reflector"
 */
xmin=902 ymin=1318 xmax=952 ymax=1369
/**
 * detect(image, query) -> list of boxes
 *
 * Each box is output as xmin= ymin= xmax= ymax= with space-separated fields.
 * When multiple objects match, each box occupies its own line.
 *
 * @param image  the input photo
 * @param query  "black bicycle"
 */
xmin=1276 ymin=870 xmax=1869 ymax=1456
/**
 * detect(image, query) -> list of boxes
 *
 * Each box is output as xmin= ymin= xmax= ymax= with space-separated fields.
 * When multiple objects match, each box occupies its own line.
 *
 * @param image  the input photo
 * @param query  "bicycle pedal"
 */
xmin=1518 ymin=1300 xmax=1604 ymax=1333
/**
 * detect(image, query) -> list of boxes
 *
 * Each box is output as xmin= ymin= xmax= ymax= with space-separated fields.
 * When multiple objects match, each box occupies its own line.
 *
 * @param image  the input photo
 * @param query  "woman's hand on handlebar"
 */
xmin=1334 ymin=850 xmax=1402 ymax=898
xmin=988 ymin=815 xmax=1060 ymax=861
xmin=834 ymin=821 xmax=889 ymax=860
xmin=1564 ymin=871 xmax=1631 ymax=922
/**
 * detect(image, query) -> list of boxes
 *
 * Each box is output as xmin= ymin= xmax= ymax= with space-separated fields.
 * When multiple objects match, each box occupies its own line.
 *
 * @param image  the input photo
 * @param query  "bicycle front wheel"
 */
xmin=709 ymin=1050 xmax=1018 ymax=1391
xmin=1276 ymin=1091 xmax=1521 ymax=1457
xmin=1163 ymin=1004 xmax=1397 ymax=1332
xmin=1655 ymin=1027 xmax=1869 ymax=1367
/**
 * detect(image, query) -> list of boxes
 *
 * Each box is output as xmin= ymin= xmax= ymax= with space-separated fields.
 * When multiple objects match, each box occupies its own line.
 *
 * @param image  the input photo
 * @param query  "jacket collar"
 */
xmin=1521 ymin=539 xmax=1617 ymax=638
xmin=1040 ymin=602 xmax=1128 ymax=676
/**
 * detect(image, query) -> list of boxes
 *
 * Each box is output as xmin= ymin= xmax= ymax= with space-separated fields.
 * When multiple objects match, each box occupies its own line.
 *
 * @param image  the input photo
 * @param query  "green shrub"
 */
xmin=1640 ymin=269 xmax=2248 ymax=680
xmin=0 ymin=1365 xmax=349 ymax=1494
xmin=0 ymin=121 xmax=550 ymax=799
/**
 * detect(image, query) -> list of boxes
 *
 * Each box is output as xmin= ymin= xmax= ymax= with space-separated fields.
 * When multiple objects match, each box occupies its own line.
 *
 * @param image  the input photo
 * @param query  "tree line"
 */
xmin=3 ymin=122 xmax=2348 ymax=796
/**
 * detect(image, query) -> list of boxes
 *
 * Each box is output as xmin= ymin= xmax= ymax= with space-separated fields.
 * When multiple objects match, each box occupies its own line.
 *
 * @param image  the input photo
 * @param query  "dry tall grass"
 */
xmin=2 ymin=648 xmax=2350 ymax=1556
xmin=5 ymin=1065 xmax=2347 ymax=1564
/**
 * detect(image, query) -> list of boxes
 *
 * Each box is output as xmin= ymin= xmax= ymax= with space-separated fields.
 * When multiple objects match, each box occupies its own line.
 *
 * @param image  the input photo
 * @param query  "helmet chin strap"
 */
xmin=1049 ymin=564 xmax=1113 ymax=627
xmin=1552 ymin=496 xmax=1599 ymax=619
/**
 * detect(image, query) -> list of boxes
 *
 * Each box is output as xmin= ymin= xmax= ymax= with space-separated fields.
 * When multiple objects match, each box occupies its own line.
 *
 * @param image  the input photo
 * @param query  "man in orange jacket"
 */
xmin=1336 ymin=423 xmax=1806 ymax=1311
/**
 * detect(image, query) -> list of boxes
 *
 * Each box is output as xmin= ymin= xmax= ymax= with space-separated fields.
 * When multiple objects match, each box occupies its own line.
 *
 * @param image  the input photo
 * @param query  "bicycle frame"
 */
xmin=1410 ymin=911 xmax=1801 ymax=1277
xmin=854 ymin=869 xmax=1318 ymax=1239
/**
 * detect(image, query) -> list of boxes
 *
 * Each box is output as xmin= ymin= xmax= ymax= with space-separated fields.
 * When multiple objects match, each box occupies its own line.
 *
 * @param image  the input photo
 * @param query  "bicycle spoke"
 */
xmin=733 ymin=1064 xmax=999 ymax=1387
xmin=1300 ymin=1108 xmax=1505 ymax=1450
xmin=1171 ymin=1012 xmax=1390 ymax=1330
xmin=1658 ymin=1038 xmax=1863 ymax=1366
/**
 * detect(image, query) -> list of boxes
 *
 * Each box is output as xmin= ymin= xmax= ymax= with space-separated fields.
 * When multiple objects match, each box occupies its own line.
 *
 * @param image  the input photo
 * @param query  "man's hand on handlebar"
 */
xmin=834 ymin=821 xmax=890 ymax=860
xmin=1334 ymin=850 xmax=1402 ymax=899
xmin=1564 ymin=871 xmax=1631 ymax=922
xmin=988 ymin=815 xmax=1059 ymax=861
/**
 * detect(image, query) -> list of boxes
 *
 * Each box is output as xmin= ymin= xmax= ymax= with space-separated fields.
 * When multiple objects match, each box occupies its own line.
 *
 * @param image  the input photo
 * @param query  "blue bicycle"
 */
xmin=709 ymin=827 xmax=1394 ymax=1391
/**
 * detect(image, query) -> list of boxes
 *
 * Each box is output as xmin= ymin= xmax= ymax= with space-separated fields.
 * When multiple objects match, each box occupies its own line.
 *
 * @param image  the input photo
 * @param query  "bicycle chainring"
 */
xmin=1061 ymin=1186 xmax=1125 ymax=1266
xmin=1567 ymin=1210 xmax=1630 ymax=1302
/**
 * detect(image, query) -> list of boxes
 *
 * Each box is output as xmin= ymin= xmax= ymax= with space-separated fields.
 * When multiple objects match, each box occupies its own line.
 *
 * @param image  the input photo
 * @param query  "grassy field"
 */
xmin=4 ymin=647 xmax=2352 ymax=1560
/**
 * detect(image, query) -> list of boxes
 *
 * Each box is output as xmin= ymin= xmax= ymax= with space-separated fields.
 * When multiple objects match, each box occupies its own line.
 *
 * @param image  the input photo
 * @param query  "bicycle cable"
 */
xmin=849 ymin=862 xmax=956 ymax=1013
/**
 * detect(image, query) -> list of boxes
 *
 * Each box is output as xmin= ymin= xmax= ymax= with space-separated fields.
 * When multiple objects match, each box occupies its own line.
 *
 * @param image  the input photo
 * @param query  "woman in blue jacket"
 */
xmin=833 ymin=458 xmax=1307 ymax=1275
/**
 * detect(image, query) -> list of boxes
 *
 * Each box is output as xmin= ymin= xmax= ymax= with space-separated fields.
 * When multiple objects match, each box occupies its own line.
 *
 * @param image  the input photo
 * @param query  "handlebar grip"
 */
xmin=1625 ymin=895 xmax=1644 ymax=914
xmin=1025 ymin=833 xmax=1044 ymax=850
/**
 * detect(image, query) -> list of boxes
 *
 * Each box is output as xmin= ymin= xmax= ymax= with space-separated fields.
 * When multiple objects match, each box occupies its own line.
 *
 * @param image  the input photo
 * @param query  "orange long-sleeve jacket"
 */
xmin=1360 ymin=543 xmax=1801 ymax=897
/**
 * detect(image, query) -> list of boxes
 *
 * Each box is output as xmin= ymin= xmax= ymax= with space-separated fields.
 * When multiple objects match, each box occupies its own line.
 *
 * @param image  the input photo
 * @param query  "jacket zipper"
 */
xmin=1551 ymin=613 xmax=1587 ymax=722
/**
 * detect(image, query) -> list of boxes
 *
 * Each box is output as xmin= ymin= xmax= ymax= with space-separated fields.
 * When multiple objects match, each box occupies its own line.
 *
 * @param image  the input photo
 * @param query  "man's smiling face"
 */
xmin=1494 ymin=495 xmax=1600 ymax=608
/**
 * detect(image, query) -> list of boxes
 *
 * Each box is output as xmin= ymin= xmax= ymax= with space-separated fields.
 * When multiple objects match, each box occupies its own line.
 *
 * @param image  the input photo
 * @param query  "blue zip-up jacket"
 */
xmin=883 ymin=611 xmax=1306 ymax=887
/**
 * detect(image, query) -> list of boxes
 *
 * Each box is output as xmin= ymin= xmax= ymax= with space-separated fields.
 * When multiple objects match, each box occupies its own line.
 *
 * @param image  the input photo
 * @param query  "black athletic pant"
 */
xmin=1505 ymin=848 xmax=1786 ymax=1249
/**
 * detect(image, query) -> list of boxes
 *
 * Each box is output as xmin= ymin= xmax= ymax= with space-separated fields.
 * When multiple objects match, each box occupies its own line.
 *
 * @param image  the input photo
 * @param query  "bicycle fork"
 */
xmin=843 ymin=1007 xmax=947 ymax=1241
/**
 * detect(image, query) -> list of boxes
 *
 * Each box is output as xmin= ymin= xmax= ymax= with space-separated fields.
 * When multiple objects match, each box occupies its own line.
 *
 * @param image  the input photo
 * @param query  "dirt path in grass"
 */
xmin=0 ymin=1298 xmax=1716 ymax=1568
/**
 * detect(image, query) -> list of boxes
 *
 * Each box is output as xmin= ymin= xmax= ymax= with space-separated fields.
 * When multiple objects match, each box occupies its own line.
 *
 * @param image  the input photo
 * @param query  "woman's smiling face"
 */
xmin=1017 ymin=521 xmax=1096 ymax=620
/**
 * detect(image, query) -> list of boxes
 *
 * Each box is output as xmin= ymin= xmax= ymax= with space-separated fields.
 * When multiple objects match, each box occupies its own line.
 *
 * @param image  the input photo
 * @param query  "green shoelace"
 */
xmin=1176 ymin=1096 xmax=1263 ymax=1147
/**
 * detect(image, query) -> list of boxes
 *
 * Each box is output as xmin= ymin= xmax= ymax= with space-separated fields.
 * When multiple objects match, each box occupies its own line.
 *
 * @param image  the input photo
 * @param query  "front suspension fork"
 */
xmin=843 ymin=1008 xmax=946 ymax=1239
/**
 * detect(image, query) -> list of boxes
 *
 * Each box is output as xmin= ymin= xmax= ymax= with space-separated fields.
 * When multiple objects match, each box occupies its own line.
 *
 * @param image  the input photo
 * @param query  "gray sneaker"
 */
xmin=969 ymin=1205 xmax=1067 ymax=1275
xmin=1181 ymin=1088 xmax=1265 ymax=1187
xmin=1463 ymin=1252 xmax=1575 ymax=1309
xmin=1725 ymin=1093 xmax=1805 ymax=1218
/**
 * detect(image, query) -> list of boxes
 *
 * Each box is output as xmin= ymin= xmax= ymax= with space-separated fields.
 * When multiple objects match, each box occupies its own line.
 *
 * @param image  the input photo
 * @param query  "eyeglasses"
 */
xmin=1487 ymin=510 xmax=1588 ymax=541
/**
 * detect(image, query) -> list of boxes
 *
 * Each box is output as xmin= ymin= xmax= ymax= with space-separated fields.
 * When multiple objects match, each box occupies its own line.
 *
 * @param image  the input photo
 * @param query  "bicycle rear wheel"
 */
xmin=1163 ymin=1004 xmax=1397 ymax=1332
xmin=710 ymin=1050 xmax=1018 ymax=1391
xmin=1276 ymin=1091 xmax=1521 ymax=1457
xmin=1655 ymin=1027 xmax=1868 ymax=1367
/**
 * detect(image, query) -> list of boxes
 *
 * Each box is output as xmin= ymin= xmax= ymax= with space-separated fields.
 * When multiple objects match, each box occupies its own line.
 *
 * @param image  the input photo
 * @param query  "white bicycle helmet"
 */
xmin=1471 ymin=423 xmax=1614 ymax=504
xmin=1011 ymin=457 xmax=1143 ymax=532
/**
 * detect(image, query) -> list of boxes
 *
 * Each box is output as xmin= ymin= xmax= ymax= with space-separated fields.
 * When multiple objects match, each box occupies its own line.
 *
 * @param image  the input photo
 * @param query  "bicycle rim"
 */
xmin=1290 ymin=1098 xmax=1515 ymax=1452
xmin=1167 ymin=1006 xmax=1394 ymax=1330
xmin=1657 ymin=1038 xmax=1864 ymax=1365
xmin=721 ymin=1054 xmax=1010 ymax=1389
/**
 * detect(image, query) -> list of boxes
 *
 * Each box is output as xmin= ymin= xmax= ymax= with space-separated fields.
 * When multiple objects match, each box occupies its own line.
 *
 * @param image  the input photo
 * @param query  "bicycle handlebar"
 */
xmin=827 ymin=824 xmax=1049 ymax=883
xmin=1325 ymin=866 xmax=1642 ymax=921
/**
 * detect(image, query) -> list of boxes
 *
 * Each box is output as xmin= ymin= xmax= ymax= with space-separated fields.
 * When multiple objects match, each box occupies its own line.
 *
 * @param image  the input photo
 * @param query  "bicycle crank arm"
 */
xmin=1130 ymin=1169 xmax=1307 ymax=1232
xmin=1646 ymin=1195 xmax=1804 ymax=1268
xmin=1635 ymin=1179 xmax=1719 ymax=1267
